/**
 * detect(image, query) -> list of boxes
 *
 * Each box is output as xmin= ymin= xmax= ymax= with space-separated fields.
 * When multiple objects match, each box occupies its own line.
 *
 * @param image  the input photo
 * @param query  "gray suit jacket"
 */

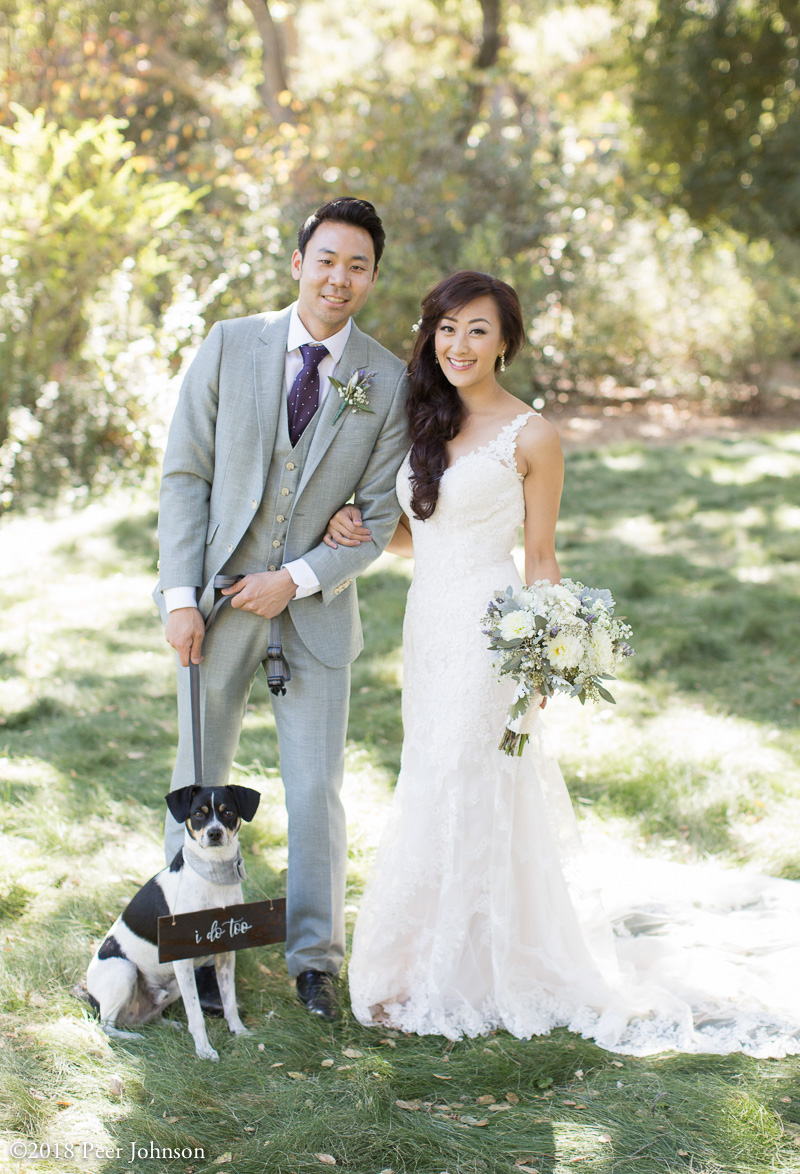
xmin=154 ymin=305 xmax=409 ymax=668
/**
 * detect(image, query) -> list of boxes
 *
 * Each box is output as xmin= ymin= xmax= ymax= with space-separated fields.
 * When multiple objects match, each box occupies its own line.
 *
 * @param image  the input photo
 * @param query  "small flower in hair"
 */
xmin=411 ymin=318 xmax=422 ymax=334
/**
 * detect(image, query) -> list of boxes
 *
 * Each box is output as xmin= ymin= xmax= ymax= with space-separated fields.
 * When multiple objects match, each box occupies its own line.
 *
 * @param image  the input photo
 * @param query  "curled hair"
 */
xmin=297 ymin=197 xmax=385 ymax=269
xmin=407 ymin=270 xmax=525 ymax=520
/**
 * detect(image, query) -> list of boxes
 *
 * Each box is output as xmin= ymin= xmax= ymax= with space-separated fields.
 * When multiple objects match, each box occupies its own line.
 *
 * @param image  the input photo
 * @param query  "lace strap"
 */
xmin=487 ymin=411 xmax=537 ymax=474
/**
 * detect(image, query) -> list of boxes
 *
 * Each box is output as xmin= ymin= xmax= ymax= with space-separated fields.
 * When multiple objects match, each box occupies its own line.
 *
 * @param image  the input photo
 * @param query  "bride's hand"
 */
xmin=323 ymin=505 xmax=372 ymax=549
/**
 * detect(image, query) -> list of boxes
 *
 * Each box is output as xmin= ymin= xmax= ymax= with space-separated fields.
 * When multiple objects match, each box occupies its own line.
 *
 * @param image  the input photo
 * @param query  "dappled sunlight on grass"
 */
xmin=1 ymin=433 xmax=799 ymax=1172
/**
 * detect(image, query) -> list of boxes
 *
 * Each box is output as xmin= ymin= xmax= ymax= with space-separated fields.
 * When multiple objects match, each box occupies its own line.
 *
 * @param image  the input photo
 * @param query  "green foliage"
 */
xmin=2 ymin=0 xmax=800 ymax=508
xmin=633 ymin=0 xmax=800 ymax=240
xmin=0 ymin=105 xmax=201 ymax=506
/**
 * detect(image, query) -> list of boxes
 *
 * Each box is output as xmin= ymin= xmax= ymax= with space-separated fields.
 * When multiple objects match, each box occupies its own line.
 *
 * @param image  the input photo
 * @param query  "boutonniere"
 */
xmin=330 ymin=368 xmax=376 ymax=424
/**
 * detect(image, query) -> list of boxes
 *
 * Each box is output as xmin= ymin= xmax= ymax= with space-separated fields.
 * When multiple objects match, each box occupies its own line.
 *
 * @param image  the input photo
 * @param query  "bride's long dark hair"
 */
xmin=407 ymin=270 xmax=525 ymax=520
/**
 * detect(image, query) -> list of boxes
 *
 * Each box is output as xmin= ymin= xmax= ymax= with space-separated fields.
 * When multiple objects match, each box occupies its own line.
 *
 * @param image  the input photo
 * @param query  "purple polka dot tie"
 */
xmin=287 ymin=343 xmax=328 ymax=447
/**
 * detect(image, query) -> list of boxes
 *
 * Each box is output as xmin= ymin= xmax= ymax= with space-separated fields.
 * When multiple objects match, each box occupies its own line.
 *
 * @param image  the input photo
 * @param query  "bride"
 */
xmin=324 ymin=270 xmax=800 ymax=1056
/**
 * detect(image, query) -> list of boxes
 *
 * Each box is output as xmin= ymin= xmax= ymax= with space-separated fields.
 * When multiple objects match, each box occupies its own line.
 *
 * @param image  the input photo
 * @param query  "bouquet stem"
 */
xmin=499 ymin=729 xmax=529 ymax=757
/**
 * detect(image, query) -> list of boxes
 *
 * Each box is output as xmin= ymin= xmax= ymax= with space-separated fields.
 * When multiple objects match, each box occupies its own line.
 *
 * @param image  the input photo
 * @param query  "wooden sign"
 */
xmin=158 ymin=898 xmax=287 ymax=963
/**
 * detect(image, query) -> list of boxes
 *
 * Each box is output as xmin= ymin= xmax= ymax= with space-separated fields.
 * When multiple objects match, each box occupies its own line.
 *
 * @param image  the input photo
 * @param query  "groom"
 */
xmin=153 ymin=197 xmax=408 ymax=1021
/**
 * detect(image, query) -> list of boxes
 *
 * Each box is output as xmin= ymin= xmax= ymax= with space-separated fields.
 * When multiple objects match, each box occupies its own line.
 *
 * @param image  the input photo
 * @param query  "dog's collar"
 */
xmin=182 ymin=846 xmax=246 ymax=886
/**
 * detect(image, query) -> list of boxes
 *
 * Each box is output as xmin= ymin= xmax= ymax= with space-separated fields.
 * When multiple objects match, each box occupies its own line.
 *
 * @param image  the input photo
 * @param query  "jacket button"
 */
xmin=228 ymin=544 xmax=234 ymax=553
xmin=286 ymin=462 xmax=295 ymax=471
xmin=281 ymin=488 xmax=290 ymax=496
xmin=272 ymin=539 xmax=281 ymax=548
xmin=251 ymin=499 xmax=258 ymax=509
xmin=276 ymin=514 xmax=285 ymax=523
xmin=268 ymin=565 xmax=277 ymax=572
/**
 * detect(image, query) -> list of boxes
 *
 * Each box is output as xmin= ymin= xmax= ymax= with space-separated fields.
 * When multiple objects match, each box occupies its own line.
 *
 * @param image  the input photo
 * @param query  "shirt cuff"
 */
xmin=163 ymin=586 xmax=198 ymax=612
xmin=283 ymin=558 xmax=321 ymax=599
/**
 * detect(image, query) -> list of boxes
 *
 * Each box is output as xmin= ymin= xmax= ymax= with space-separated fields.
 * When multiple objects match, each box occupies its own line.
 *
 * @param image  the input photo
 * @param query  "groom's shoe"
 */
xmin=295 ymin=969 xmax=338 ymax=1022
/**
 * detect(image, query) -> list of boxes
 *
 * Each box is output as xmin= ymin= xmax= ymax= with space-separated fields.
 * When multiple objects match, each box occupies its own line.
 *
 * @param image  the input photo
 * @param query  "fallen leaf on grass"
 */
xmin=677 ymin=1151 xmax=689 ymax=1157
xmin=506 ymin=1092 xmax=520 ymax=1104
xmin=56 ymin=1100 xmax=73 ymax=1109
xmin=287 ymin=1071 xmax=307 ymax=1081
xmin=460 ymin=1116 xmax=490 ymax=1127
xmin=257 ymin=963 xmax=273 ymax=976
xmin=164 ymin=1116 xmax=179 ymax=1124
xmin=321 ymin=1059 xmax=334 ymax=1068
xmin=598 ymin=1134 xmax=612 ymax=1143
xmin=476 ymin=1094 xmax=496 ymax=1104
xmin=314 ymin=1155 xmax=336 ymax=1165
xmin=379 ymin=1038 xmax=397 ymax=1048
xmin=395 ymin=1099 xmax=422 ymax=1111
xmin=562 ymin=1100 xmax=577 ymax=1106
xmin=781 ymin=1097 xmax=793 ymax=1104
xmin=108 ymin=1076 xmax=124 ymax=1097
xmin=342 ymin=1047 xmax=362 ymax=1059
xmin=433 ymin=1073 xmax=452 ymax=1080
xmin=515 ymin=1166 xmax=538 ymax=1173
xmin=611 ymin=1061 xmax=624 ymax=1068
xmin=488 ymin=1103 xmax=511 ymax=1112
xmin=213 ymin=1156 xmax=232 ymax=1166
xmin=270 ymin=1061 xmax=282 ymax=1066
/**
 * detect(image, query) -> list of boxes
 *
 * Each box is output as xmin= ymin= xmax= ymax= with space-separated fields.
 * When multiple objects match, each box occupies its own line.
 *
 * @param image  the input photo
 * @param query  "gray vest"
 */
xmin=223 ymin=387 xmax=321 ymax=574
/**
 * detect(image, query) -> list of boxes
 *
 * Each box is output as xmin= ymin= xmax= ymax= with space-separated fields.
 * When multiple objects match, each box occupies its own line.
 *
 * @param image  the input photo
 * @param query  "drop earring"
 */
xmin=499 ymin=351 xmax=506 ymax=373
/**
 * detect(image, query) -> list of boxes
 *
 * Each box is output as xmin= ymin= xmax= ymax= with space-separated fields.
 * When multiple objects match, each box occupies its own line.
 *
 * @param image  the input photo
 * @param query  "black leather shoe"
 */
xmin=195 ymin=963 xmax=224 ymax=1017
xmin=295 ymin=969 xmax=338 ymax=1022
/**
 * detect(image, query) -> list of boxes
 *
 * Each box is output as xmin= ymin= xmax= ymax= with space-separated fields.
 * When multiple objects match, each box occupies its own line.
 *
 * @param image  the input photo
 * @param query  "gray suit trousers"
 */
xmin=164 ymin=604 xmax=349 ymax=977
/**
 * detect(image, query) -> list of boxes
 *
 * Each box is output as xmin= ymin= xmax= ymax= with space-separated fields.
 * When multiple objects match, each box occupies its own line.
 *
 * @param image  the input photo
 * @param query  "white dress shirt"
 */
xmin=163 ymin=305 xmax=352 ymax=613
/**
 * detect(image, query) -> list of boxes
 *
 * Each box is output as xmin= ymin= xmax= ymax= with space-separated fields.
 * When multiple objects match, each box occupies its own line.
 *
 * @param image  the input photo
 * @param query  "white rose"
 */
xmin=498 ymin=610 xmax=536 ymax=640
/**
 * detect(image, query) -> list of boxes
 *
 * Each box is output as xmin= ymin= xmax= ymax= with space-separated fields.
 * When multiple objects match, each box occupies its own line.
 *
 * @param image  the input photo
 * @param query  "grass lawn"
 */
xmin=1 ymin=429 xmax=799 ymax=1174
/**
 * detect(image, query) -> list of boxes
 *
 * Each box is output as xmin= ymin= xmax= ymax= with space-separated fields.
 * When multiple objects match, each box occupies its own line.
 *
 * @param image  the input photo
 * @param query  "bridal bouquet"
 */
xmin=481 ymin=579 xmax=634 ymax=756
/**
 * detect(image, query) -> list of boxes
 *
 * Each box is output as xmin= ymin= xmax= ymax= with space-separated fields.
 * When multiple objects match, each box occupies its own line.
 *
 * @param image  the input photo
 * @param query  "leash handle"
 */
xmin=266 ymin=616 xmax=291 ymax=696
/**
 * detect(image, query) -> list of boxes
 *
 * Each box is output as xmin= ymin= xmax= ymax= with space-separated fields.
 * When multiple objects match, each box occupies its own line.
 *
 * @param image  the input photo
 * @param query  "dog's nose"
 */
xmin=206 ymin=827 xmax=223 ymax=843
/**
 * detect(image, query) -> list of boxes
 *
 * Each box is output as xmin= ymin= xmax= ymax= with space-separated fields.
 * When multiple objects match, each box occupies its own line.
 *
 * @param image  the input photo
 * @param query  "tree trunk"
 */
xmin=239 ymin=0 xmax=294 ymax=122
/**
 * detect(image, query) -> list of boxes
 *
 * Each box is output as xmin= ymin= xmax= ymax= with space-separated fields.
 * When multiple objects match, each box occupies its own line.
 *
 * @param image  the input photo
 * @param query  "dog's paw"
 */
xmin=195 ymin=1042 xmax=220 ymax=1061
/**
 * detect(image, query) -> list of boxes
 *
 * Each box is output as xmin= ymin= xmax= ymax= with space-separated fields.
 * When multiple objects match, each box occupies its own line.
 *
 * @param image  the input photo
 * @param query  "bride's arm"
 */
xmin=518 ymin=416 xmax=564 ymax=587
xmin=386 ymin=512 xmax=413 ymax=557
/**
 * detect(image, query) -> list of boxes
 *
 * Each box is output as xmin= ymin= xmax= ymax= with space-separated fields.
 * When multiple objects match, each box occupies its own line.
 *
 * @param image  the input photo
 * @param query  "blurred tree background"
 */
xmin=1 ymin=0 xmax=799 ymax=509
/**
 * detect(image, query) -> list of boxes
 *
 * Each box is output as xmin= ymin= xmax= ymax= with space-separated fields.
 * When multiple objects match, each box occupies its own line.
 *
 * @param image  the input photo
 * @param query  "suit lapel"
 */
xmin=253 ymin=307 xmax=292 ymax=486
xmin=297 ymin=322 xmax=368 ymax=496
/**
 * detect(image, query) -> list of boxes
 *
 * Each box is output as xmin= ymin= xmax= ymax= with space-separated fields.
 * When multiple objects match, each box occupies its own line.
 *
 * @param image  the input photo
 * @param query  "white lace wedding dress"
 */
xmin=348 ymin=412 xmax=800 ymax=1056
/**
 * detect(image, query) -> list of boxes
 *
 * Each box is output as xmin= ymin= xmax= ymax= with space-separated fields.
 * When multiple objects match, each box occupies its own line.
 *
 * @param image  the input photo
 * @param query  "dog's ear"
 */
xmin=227 ymin=785 xmax=261 ymax=823
xmin=165 ymin=786 xmax=201 ymax=824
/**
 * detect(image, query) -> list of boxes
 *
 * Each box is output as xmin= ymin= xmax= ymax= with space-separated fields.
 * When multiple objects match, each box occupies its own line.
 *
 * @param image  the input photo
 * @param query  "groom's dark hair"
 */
xmin=297 ymin=197 xmax=385 ymax=270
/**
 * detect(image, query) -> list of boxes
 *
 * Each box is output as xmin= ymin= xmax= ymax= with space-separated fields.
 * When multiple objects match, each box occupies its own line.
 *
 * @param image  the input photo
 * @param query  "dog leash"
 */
xmin=188 ymin=574 xmax=290 ymax=720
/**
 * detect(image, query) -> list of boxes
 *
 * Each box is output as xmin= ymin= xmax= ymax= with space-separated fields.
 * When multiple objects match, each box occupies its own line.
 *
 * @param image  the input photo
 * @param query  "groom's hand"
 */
xmin=223 ymin=569 xmax=297 ymax=618
xmin=165 ymin=607 xmax=206 ymax=667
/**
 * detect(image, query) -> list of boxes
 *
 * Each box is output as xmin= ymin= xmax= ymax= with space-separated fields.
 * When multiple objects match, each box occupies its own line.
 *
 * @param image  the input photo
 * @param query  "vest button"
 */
xmin=276 ymin=515 xmax=285 ymax=523
xmin=228 ymin=544 xmax=233 ymax=553
xmin=286 ymin=462 xmax=295 ymax=471
xmin=281 ymin=488 xmax=290 ymax=496
xmin=268 ymin=565 xmax=277 ymax=571
xmin=272 ymin=539 xmax=281 ymax=548
xmin=251 ymin=499 xmax=258 ymax=509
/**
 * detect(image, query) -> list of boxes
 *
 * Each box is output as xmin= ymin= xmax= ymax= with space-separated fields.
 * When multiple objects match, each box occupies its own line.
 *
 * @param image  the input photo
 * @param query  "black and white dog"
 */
xmin=86 ymin=784 xmax=261 ymax=1061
